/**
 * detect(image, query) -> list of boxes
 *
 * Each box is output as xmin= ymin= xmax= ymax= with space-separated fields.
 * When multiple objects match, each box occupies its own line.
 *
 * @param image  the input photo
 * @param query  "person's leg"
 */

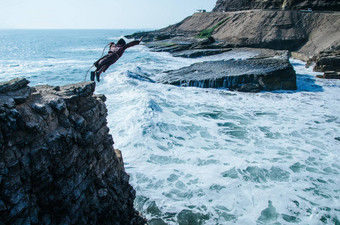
xmin=95 ymin=66 xmax=107 ymax=82
xmin=90 ymin=71 xmax=95 ymax=81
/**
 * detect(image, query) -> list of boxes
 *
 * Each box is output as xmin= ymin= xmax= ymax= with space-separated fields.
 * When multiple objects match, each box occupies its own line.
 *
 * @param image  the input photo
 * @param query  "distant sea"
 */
xmin=1 ymin=29 xmax=340 ymax=224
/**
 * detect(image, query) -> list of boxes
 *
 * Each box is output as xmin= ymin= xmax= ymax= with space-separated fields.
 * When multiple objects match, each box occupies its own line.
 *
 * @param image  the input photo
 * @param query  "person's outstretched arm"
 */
xmin=125 ymin=37 xmax=143 ymax=49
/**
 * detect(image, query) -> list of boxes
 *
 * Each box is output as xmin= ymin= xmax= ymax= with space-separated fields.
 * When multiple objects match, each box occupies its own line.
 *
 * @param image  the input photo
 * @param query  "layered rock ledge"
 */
xmin=131 ymin=10 xmax=339 ymax=57
xmin=158 ymin=56 xmax=297 ymax=92
xmin=0 ymin=78 xmax=145 ymax=225
xmin=128 ymin=3 xmax=340 ymax=76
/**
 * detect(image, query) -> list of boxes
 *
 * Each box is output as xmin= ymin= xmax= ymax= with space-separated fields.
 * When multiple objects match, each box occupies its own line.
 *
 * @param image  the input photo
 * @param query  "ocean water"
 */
xmin=1 ymin=29 xmax=340 ymax=225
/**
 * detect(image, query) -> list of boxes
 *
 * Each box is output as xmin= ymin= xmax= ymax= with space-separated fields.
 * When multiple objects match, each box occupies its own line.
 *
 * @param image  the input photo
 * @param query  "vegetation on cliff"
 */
xmin=195 ymin=17 xmax=230 ymax=39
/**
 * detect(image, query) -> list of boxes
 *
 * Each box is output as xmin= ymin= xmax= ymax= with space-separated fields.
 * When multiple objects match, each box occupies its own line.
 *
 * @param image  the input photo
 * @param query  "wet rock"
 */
xmin=0 ymin=78 xmax=29 ymax=93
xmin=313 ymin=50 xmax=340 ymax=73
xmin=158 ymin=57 xmax=296 ymax=92
xmin=316 ymin=71 xmax=340 ymax=79
xmin=0 ymin=79 xmax=146 ymax=225
xmin=172 ymin=48 xmax=232 ymax=58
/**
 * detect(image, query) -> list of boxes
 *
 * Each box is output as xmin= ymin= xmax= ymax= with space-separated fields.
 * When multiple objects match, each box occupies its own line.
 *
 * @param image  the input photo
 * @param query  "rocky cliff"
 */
xmin=0 ymin=78 xmax=145 ymax=225
xmin=213 ymin=0 xmax=340 ymax=12
xmin=158 ymin=10 xmax=339 ymax=56
xmin=130 ymin=6 xmax=339 ymax=74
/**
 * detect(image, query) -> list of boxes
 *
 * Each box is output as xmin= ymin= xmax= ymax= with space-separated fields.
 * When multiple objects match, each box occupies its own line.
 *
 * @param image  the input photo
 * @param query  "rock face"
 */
xmin=312 ymin=49 xmax=340 ymax=72
xmin=213 ymin=0 xmax=340 ymax=12
xmin=157 ymin=57 xmax=297 ymax=92
xmin=162 ymin=10 xmax=339 ymax=55
xmin=130 ymin=9 xmax=339 ymax=61
xmin=0 ymin=78 xmax=145 ymax=225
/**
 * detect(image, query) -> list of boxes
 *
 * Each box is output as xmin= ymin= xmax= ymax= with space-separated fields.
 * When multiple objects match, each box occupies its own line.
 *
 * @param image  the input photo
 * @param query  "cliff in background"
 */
xmin=160 ymin=10 xmax=339 ymax=58
xmin=130 ymin=0 xmax=339 ymax=73
xmin=213 ymin=0 xmax=340 ymax=12
xmin=0 ymin=78 xmax=145 ymax=225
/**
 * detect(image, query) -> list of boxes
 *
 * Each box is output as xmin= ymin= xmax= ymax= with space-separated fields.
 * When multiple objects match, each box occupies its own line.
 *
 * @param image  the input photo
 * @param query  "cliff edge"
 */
xmin=0 ymin=78 xmax=146 ymax=225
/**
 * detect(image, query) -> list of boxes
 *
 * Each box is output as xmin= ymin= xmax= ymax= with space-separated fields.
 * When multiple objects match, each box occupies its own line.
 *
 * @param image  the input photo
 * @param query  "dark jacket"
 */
xmin=94 ymin=40 xmax=140 ymax=72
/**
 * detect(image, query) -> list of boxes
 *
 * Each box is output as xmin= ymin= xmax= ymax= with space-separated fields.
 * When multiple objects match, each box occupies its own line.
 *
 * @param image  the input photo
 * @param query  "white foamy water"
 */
xmin=95 ymin=47 xmax=340 ymax=224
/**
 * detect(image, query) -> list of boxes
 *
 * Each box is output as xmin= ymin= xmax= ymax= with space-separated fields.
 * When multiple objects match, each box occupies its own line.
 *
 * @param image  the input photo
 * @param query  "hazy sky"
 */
xmin=1 ymin=0 xmax=217 ymax=29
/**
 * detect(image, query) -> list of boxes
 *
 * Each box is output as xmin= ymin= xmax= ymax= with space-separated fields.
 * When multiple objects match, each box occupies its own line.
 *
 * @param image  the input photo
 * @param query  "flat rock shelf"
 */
xmin=157 ymin=57 xmax=297 ymax=92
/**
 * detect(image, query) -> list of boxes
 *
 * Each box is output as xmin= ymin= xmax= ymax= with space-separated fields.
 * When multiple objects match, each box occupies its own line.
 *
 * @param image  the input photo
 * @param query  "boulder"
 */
xmin=0 ymin=78 xmax=30 ymax=93
xmin=157 ymin=57 xmax=297 ymax=92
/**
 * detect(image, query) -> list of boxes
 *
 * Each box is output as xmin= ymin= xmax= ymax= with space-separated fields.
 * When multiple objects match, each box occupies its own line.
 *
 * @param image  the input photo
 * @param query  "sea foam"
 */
xmin=96 ymin=49 xmax=340 ymax=224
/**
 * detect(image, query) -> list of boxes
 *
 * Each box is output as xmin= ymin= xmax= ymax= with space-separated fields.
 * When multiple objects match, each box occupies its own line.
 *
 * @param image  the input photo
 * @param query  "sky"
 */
xmin=0 ymin=0 xmax=217 ymax=29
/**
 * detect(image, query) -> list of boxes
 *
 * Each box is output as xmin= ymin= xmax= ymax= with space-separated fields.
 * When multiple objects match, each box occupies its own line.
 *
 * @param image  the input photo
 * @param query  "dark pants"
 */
xmin=94 ymin=53 xmax=119 ymax=74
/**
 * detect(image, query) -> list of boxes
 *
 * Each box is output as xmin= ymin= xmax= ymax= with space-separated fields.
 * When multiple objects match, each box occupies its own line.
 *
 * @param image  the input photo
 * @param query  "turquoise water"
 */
xmin=1 ymin=30 xmax=340 ymax=224
xmin=0 ymin=29 xmax=137 ymax=85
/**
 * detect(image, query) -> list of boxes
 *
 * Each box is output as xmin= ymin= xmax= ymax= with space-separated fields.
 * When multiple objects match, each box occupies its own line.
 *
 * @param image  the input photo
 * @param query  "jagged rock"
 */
xmin=157 ymin=57 xmax=296 ymax=92
xmin=0 ymin=78 xmax=31 ymax=107
xmin=313 ymin=49 xmax=340 ymax=72
xmin=0 ymin=78 xmax=30 ymax=93
xmin=0 ymin=79 xmax=146 ymax=225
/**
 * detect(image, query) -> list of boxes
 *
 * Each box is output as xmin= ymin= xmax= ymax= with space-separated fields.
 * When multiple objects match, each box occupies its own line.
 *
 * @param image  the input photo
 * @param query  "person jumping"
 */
xmin=91 ymin=37 xmax=143 ymax=82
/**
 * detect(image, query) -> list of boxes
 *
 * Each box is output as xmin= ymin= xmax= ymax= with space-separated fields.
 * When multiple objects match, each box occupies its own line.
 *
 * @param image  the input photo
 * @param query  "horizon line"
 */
xmin=0 ymin=27 xmax=158 ymax=31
